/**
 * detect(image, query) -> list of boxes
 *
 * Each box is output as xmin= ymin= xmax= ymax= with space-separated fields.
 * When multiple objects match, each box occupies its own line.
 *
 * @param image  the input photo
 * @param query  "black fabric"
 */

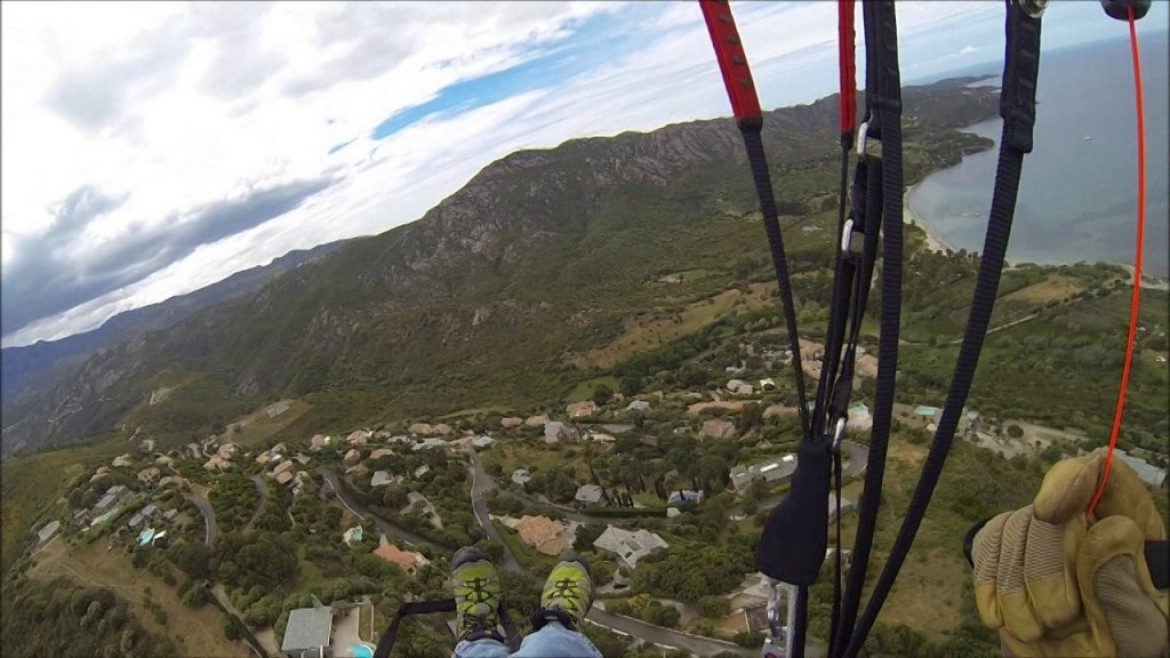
xmin=832 ymin=1 xmax=904 ymax=653
xmin=740 ymin=127 xmax=812 ymax=437
xmin=840 ymin=5 xmax=1042 ymax=657
xmin=1146 ymin=541 xmax=1170 ymax=589
xmin=757 ymin=441 xmax=833 ymax=584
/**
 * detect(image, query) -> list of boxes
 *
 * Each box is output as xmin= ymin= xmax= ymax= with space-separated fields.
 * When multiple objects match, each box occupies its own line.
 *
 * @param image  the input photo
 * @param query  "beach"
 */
xmin=903 ymin=183 xmax=952 ymax=254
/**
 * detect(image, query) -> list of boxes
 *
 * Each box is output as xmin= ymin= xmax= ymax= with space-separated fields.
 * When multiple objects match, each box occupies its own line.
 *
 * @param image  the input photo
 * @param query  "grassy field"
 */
xmin=1 ymin=434 xmax=125 ymax=575
xmin=481 ymin=443 xmax=590 ymax=481
xmin=566 ymin=376 xmax=621 ymax=402
xmin=226 ymin=399 xmax=312 ymax=448
xmin=28 ymin=537 xmax=248 ymax=657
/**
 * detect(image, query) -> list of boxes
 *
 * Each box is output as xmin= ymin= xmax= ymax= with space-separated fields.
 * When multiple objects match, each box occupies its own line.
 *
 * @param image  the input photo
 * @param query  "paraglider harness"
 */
xmin=702 ymin=0 xmax=1165 ymax=657
xmin=372 ymin=1 xmax=1165 ymax=656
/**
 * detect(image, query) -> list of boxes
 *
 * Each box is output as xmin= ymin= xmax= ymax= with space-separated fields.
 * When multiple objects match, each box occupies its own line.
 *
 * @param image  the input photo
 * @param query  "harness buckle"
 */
xmin=856 ymin=121 xmax=869 ymax=155
xmin=831 ymin=417 xmax=847 ymax=453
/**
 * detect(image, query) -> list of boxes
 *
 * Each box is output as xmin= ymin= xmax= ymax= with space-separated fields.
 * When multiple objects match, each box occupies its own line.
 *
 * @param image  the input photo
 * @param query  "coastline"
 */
xmin=902 ymin=183 xmax=953 ymax=254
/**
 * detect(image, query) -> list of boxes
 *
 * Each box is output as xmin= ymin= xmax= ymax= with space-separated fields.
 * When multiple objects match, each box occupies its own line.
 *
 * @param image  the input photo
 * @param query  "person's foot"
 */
xmin=451 ymin=546 xmax=501 ymax=641
xmin=539 ymin=552 xmax=595 ymax=630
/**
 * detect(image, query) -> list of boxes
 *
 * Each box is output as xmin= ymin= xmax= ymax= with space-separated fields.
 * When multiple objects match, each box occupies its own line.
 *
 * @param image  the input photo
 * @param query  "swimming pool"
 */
xmin=350 ymin=643 xmax=374 ymax=658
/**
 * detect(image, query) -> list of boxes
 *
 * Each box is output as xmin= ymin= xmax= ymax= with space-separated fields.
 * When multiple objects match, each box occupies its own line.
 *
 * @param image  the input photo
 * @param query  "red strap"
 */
xmin=699 ymin=0 xmax=763 ymax=128
xmin=838 ymin=0 xmax=857 ymax=139
xmin=1087 ymin=5 xmax=1147 ymax=516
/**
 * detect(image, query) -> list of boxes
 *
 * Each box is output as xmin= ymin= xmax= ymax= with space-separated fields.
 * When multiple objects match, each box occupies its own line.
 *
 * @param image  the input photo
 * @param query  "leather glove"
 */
xmin=971 ymin=449 xmax=1168 ymax=657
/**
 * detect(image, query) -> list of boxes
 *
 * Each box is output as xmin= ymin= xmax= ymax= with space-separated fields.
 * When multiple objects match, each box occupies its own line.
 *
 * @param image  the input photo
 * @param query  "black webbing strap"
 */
xmin=373 ymin=599 xmax=520 ymax=658
xmin=831 ymin=0 xmax=905 ymax=652
xmin=840 ymin=4 xmax=1041 ymax=656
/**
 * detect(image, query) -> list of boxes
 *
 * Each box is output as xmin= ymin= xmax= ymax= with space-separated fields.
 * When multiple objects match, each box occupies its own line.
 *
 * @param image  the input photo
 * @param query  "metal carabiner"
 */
xmin=855 ymin=121 xmax=869 ymax=155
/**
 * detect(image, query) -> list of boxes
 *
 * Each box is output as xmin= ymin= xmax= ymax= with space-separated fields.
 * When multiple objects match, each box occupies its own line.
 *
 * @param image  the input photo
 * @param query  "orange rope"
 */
xmin=1087 ymin=5 xmax=1146 ymax=516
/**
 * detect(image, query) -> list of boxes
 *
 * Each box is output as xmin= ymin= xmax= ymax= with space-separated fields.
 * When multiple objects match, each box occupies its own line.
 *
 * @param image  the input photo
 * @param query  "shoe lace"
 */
xmin=549 ymin=577 xmax=582 ymax=612
xmin=463 ymin=576 xmax=494 ymax=606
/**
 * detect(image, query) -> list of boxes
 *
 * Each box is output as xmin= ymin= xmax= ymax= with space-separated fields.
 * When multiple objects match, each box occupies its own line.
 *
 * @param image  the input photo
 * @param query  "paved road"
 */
xmin=244 ymin=475 xmax=268 ymax=531
xmin=184 ymin=493 xmax=218 ymax=545
xmin=468 ymin=450 xmax=523 ymax=573
xmin=318 ymin=468 xmax=443 ymax=553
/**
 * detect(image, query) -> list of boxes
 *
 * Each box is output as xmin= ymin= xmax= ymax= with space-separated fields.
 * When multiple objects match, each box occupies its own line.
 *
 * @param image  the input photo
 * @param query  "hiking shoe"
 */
xmin=451 ymin=546 xmax=501 ymax=641
xmin=539 ymin=552 xmax=595 ymax=629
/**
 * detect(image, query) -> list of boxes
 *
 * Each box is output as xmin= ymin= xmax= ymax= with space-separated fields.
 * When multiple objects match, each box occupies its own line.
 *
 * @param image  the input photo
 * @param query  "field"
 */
xmin=225 ymin=399 xmax=313 ymax=447
xmin=27 ymin=537 xmax=248 ymax=657
xmin=481 ymin=442 xmax=591 ymax=481
xmin=0 ymin=434 xmax=125 ymax=575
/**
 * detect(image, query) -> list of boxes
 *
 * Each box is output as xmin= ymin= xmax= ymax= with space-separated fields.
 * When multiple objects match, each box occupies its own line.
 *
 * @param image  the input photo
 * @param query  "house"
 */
xmin=281 ymin=604 xmax=334 ymax=658
xmin=371 ymin=471 xmax=398 ymax=488
xmin=524 ymin=414 xmax=549 ymax=428
xmin=112 ymin=454 xmax=134 ymax=468
xmin=593 ymin=526 xmax=669 ymax=570
xmin=256 ymin=452 xmax=273 ymax=466
xmin=342 ymin=526 xmax=364 ymax=546
xmin=412 ymin=438 xmax=447 ymax=452
xmin=276 ymin=470 xmax=296 ymax=487
xmin=1116 ymin=450 xmax=1168 ymax=488
xmin=574 ymin=484 xmax=604 ymax=505
xmin=137 ymin=467 xmax=161 ymax=486
xmin=585 ymin=431 xmax=615 ymax=443
xmin=544 ymin=421 xmax=577 ymax=443
xmin=730 ymin=455 xmax=798 ymax=492
xmin=472 ymin=435 xmax=495 ymax=449
xmin=309 ymin=434 xmax=331 ymax=451
xmin=513 ymin=515 xmax=574 ymax=556
xmin=566 ymin=401 xmax=597 ymax=419
xmin=35 ymin=520 xmax=60 ymax=545
xmin=431 ymin=423 xmax=453 ymax=436
xmin=501 ymin=417 xmax=524 ymax=428
xmin=89 ymin=466 xmax=111 ymax=484
xmin=273 ymin=459 xmax=296 ymax=477
xmin=154 ymin=454 xmax=174 ymax=467
xmin=127 ymin=504 xmax=158 ymax=529
xmin=758 ymin=378 xmax=776 ymax=391
xmin=295 ymin=453 xmax=312 ymax=465
xmin=668 ymin=490 xmax=704 ymax=506
xmin=512 ymin=469 xmax=532 ymax=486
xmin=217 ymin=443 xmax=239 ymax=460
xmin=626 ymin=400 xmax=652 ymax=414
xmin=725 ymin=361 xmax=747 ymax=375
xmin=726 ymin=379 xmax=754 ymax=395
xmin=414 ymin=464 xmax=431 ymax=478
xmin=93 ymin=485 xmax=129 ymax=515
xmin=343 ymin=449 xmax=361 ymax=467
xmin=914 ymin=405 xmax=941 ymax=419
xmin=700 ymin=419 xmax=738 ymax=440
xmin=408 ymin=423 xmax=434 ymax=435
xmin=847 ymin=403 xmax=872 ymax=431
xmin=203 ymin=455 xmax=230 ymax=472
xmin=374 ymin=535 xmax=429 ymax=575
xmin=158 ymin=475 xmax=187 ymax=489
xmin=265 ymin=400 xmax=292 ymax=418
xmin=347 ymin=430 xmax=371 ymax=446
xmin=369 ymin=448 xmax=394 ymax=461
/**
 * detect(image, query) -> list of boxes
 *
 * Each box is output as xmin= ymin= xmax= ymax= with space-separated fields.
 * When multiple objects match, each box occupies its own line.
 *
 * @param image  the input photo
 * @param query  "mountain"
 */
xmin=0 ymin=240 xmax=348 ymax=403
xmin=0 ymin=79 xmax=1001 ymax=458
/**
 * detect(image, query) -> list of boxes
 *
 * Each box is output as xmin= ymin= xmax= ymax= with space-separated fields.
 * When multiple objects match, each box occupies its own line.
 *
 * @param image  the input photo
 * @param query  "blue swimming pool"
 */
xmin=351 ymin=644 xmax=374 ymax=658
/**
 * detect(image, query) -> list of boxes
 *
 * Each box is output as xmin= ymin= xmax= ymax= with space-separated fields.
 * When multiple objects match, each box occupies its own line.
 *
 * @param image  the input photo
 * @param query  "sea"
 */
xmin=908 ymin=30 xmax=1169 ymax=277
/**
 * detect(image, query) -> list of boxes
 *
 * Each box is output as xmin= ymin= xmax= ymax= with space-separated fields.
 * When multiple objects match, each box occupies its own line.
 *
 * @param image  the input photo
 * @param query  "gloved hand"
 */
xmin=971 ymin=449 xmax=1169 ymax=657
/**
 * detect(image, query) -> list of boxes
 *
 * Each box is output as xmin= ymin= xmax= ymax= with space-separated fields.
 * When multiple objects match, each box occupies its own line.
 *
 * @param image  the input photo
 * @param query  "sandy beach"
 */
xmin=902 ymin=183 xmax=952 ymax=254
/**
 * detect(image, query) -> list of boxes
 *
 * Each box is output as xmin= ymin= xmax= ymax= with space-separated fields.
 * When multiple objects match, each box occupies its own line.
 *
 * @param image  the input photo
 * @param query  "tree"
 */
xmin=574 ymin=523 xmax=607 ymax=552
xmin=619 ymin=376 xmax=643 ymax=397
xmin=592 ymin=384 xmax=614 ymax=407
xmin=697 ymin=595 xmax=730 ymax=618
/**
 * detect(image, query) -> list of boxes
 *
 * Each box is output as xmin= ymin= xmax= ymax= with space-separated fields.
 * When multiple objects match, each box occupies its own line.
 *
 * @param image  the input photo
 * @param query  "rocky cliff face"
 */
xmin=1 ymin=79 xmax=999 ymax=457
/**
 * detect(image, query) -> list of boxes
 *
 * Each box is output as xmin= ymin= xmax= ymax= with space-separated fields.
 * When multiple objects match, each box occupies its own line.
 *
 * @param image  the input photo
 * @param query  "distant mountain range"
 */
xmin=0 ymin=79 xmax=1002 ymax=458
xmin=1 ymin=240 xmax=347 ymax=405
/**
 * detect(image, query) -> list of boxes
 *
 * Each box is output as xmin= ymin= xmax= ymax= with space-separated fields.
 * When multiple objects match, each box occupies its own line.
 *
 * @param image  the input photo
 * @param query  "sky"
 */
xmin=2 ymin=1 xmax=1162 ymax=348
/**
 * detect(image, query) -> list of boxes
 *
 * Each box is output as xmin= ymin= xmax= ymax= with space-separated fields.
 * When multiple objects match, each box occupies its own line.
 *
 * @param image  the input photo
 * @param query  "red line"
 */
xmin=1087 ymin=6 xmax=1146 ymax=516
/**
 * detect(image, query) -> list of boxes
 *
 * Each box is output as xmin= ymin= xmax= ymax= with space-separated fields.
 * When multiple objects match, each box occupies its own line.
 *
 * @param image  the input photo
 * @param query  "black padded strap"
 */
xmin=840 ymin=4 xmax=1042 ymax=656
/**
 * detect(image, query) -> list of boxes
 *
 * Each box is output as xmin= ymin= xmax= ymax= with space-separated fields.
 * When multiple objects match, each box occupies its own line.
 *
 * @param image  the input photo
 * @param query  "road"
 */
xmin=184 ymin=493 xmax=218 ymax=545
xmin=468 ymin=448 xmax=761 ymax=657
xmin=318 ymin=468 xmax=442 ymax=552
xmin=244 ymin=475 xmax=268 ymax=531
xmin=468 ymin=449 xmax=523 ymax=573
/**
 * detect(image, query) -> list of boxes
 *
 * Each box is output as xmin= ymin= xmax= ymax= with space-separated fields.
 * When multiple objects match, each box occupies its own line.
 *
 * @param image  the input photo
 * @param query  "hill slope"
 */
xmin=0 ymin=79 xmax=1001 ymax=456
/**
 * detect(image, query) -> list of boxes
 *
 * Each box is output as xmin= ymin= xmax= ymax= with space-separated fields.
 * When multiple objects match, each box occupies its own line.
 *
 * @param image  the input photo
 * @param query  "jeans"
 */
xmin=454 ymin=622 xmax=603 ymax=658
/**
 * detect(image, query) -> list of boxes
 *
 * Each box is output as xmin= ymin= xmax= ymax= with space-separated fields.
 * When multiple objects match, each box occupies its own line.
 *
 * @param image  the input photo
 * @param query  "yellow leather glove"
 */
xmin=971 ymin=449 xmax=1169 ymax=657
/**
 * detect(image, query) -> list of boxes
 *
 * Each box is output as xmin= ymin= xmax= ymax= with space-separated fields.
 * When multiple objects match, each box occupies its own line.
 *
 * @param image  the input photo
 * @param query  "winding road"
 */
xmin=468 ymin=450 xmax=523 ymax=573
xmin=244 ymin=475 xmax=269 ymax=531
xmin=184 ymin=493 xmax=218 ymax=546
xmin=318 ymin=468 xmax=441 ymax=552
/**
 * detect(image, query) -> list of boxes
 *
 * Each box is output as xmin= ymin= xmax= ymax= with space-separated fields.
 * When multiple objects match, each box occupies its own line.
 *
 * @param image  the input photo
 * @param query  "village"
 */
xmin=21 ymin=334 xmax=1169 ymax=658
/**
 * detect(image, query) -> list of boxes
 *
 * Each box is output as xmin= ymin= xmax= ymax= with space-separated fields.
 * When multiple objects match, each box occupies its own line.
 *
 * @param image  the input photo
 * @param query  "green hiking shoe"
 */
xmin=451 ymin=546 xmax=501 ymax=641
xmin=539 ymin=552 xmax=595 ymax=629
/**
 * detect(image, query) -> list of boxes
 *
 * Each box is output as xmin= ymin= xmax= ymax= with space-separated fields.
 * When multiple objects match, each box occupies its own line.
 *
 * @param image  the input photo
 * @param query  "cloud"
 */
xmin=1 ymin=0 xmax=1141 ymax=347
xmin=1 ymin=177 xmax=333 ymax=337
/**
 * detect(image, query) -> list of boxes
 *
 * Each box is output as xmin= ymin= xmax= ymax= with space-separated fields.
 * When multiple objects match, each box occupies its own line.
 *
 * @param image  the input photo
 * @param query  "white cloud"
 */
xmin=1 ymin=0 xmax=1123 ymax=346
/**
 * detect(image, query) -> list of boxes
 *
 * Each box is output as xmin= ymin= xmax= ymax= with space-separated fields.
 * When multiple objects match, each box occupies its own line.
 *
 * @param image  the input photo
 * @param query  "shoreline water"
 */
xmin=902 ymin=183 xmax=952 ymax=254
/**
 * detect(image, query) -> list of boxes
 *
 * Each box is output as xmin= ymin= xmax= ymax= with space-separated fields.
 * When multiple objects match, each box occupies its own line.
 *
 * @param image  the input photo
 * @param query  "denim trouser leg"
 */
xmin=453 ymin=637 xmax=510 ymax=658
xmin=509 ymin=622 xmax=603 ymax=658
